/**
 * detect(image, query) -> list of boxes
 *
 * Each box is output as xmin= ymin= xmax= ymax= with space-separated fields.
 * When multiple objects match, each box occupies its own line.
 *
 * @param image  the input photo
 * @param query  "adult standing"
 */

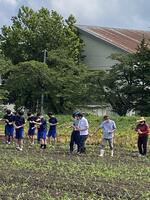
xmin=135 ymin=117 xmax=149 ymax=156
xmin=69 ymin=112 xmax=80 ymax=154
xmin=95 ymin=115 xmax=116 ymax=157
xmin=76 ymin=113 xmax=89 ymax=154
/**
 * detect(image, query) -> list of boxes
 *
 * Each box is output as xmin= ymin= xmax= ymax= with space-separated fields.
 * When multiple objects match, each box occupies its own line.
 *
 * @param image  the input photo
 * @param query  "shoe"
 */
xmin=16 ymin=146 xmax=20 ymax=150
xmin=19 ymin=148 xmax=23 ymax=151
xmin=8 ymin=142 xmax=11 ymax=145
xmin=138 ymin=153 xmax=142 ymax=157
xmin=99 ymin=149 xmax=104 ymax=157
xmin=31 ymin=142 xmax=34 ymax=145
xmin=111 ymin=150 xmax=114 ymax=157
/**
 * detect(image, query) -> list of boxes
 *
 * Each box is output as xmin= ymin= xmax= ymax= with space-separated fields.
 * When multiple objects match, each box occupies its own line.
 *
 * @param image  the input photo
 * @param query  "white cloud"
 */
xmin=0 ymin=0 xmax=17 ymax=5
xmin=0 ymin=0 xmax=150 ymax=30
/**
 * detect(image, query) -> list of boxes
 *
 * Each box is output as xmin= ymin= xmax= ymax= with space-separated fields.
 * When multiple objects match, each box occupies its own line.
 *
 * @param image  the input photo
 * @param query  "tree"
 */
xmin=45 ymin=49 xmax=88 ymax=113
xmin=132 ymin=38 xmax=150 ymax=115
xmin=0 ymin=6 xmax=84 ymax=64
xmin=0 ymin=53 xmax=13 ymax=104
xmin=5 ymin=61 xmax=52 ymax=111
xmin=104 ymin=38 xmax=150 ymax=116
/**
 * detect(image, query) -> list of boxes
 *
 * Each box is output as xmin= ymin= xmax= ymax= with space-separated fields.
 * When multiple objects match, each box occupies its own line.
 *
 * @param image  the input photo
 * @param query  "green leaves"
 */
xmin=105 ymin=38 xmax=150 ymax=116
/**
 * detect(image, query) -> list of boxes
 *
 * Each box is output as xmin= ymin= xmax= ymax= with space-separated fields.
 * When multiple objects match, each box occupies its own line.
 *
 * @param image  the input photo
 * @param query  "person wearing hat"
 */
xmin=135 ymin=117 xmax=149 ymax=156
xmin=69 ymin=112 xmax=80 ymax=154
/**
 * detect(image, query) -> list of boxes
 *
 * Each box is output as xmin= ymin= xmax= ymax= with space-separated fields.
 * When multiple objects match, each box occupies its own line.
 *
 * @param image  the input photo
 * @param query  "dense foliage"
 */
xmin=103 ymin=38 xmax=150 ymax=116
xmin=0 ymin=6 xmax=89 ymax=113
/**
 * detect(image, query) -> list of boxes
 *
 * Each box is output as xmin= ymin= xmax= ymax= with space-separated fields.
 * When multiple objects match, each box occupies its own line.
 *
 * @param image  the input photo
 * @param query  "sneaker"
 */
xmin=111 ymin=150 xmax=114 ymax=157
xmin=99 ymin=154 xmax=104 ymax=157
xmin=19 ymin=148 xmax=23 ymax=151
xmin=31 ymin=142 xmax=34 ymax=145
xmin=8 ymin=142 xmax=11 ymax=145
xmin=16 ymin=146 xmax=20 ymax=150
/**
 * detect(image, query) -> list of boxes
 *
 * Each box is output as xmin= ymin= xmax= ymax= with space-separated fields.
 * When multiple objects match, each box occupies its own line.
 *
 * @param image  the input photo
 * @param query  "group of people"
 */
xmin=2 ymin=109 xmax=58 ymax=151
xmin=1 ymin=109 xmax=149 ymax=156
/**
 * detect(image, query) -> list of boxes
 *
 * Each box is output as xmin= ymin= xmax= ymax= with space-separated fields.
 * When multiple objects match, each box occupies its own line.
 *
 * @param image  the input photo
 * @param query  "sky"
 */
xmin=0 ymin=0 xmax=150 ymax=30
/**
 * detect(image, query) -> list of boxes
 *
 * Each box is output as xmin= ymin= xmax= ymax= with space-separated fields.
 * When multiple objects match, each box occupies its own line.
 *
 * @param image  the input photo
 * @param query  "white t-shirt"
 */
xmin=78 ymin=117 xmax=89 ymax=136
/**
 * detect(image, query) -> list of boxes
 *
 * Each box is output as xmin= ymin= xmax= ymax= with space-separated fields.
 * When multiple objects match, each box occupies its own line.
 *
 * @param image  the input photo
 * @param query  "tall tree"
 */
xmin=104 ymin=38 xmax=150 ymax=116
xmin=5 ymin=60 xmax=52 ymax=111
xmin=132 ymin=38 xmax=150 ymax=115
xmin=0 ymin=6 xmax=84 ymax=64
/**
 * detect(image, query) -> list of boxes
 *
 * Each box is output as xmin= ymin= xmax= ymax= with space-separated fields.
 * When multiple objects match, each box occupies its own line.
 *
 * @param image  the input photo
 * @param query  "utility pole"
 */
xmin=41 ymin=49 xmax=47 ymax=114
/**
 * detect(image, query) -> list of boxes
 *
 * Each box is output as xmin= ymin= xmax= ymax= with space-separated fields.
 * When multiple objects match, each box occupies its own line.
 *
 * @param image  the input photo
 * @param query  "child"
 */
xmin=14 ymin=110 xmax=25 ymax=151
xmin=36 ymin=113 xmax=47 ymax=149
xmin=3 ymin=109 xmax=15 ymax=144
xmin=47 ymin=112 xmax=58 ymax=145
xmin=27 ymin=112 xmax=36 ymax=145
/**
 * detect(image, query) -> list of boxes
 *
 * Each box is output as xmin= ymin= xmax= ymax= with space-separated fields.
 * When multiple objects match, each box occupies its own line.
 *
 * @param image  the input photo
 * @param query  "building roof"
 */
xmin=77 ymin=25 xmax=150 ymax=53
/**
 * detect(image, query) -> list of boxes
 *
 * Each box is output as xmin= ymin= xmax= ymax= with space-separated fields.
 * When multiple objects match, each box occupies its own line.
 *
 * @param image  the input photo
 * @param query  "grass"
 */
xmin=0 ymin=115 xmax=150 ymax=199
xmin=0 ymin=141 xmax=150 ymax=199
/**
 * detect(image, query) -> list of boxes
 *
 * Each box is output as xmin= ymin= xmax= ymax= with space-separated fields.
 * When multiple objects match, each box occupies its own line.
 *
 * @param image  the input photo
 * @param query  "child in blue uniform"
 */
xmin=3 ymin=109 xmax=15 ymax=144
xmin=27 ymin=112 xmax=36 ymax=145
xmin=14 ymin=110 xmax=25 ymax=151
xmin=47 ymin=112 xmax=58 ymax=145
xmin=36 ymin=113 xmax=47 ymax=149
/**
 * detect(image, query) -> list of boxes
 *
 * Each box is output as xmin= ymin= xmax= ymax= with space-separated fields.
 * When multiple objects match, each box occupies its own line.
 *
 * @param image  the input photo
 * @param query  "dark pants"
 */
xmin=70 ymin=130 xmax=80 ymax=152
xmin=79 ymin=135 xmax=88 ymax=153
xmin=138 ymin=135 xmax=148 ymax=155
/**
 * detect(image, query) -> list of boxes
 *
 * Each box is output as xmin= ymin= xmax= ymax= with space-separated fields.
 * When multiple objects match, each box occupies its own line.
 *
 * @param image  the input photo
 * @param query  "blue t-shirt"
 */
xmin=100 ymin=120 xmax=116 ymax=139
xmin=27 ymin=116 xmax=36 ymax=129
xmin=14 ymin=115 xmax=25 ymax=129
xmin=49 ymin=117 xmax=57 ymax=130
xmin=39 ymin=118 xmax=47 ymax=132
xmin=3 ymin=114 xmax=15 ymax=128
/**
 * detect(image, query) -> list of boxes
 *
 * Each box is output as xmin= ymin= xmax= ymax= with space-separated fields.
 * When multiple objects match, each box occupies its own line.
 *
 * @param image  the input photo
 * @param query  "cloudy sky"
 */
xmin=0 ymin=0 xmax=150 ymax=30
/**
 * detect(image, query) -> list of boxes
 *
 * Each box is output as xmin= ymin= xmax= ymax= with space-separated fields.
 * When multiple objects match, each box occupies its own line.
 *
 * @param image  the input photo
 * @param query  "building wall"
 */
xmin=79 ymin=30 xmax=126 ymax=70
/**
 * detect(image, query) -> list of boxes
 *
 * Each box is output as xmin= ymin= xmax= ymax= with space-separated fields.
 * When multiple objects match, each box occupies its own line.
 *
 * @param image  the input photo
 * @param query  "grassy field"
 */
xmin=0 ymin=115 xmax=150 ymax=199
xmin=0 ymin=142 xmax=150 ymax=200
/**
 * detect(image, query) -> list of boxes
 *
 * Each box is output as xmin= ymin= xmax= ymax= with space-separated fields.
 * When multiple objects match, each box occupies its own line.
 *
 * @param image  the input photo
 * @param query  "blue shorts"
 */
xmin=28 ymin=127 xmax=36 ymax=136
xmin=16 ymin=128 xmax=24 ymax=139
xmin=48 ymin=129 xmax=56 ymax=138
xmin=5 ymin=126 xmax=14 ymax=136
xmin=38 ymin=131 xmax=47 ymax=140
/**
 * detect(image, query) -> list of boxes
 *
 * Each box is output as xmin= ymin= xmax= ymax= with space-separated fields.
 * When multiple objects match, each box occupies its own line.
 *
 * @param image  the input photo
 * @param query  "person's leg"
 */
xmin=138 ymin=136 xmax=143 ymax=155
xmin=142 ymin=135 xmax=148 ymax=155
xmin=78 ymin=135 xmax=83 ymax=153
xmin=70 ymin=131 xmax=75 ymax=153
xmin=108 ymin=138 xmax=114 ymax=156
xmin=79 ymin=135 xmax=88 ymax=154
xmin=99 ymin=138 xmax=107 ymax=156
xmin=76 ymin=132 xmax=80 ymax=153
xmin=82 ymin=135 xmax=88 ymax=153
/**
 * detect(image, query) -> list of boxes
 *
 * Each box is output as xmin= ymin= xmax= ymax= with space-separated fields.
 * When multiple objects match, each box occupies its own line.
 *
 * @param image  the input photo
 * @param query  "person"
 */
xmin=14 ymin=110 xmax=25 ymax=151
xmin=3 ymin=109 xmax=15 ymax=144
xmin=36 ymin=113 xmax=47 ymax=149
xmin=69 ymin=112 xmax=80 ymax=154
xmin=135 ymin=117 xmax=149 ymax=156
xmin=76 ymin=112 xmax=89 ymax=154
xmin=95 ymin=115 xmax=116 ymax=157
xmin=27 ymin=112 xmax=36 ymax=145
xmin=47 ymin=112 xmax=58 ymax=145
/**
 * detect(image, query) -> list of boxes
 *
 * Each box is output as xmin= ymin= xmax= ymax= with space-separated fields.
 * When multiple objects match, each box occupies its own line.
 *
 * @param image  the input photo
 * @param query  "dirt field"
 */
xmin=0 ymin=141 xmax=150 ymax=200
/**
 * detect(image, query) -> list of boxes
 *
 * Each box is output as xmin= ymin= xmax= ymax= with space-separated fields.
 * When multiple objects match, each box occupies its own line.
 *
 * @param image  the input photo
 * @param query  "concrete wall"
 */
xmin=79 ymin=30 xmax=126 ymax=70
